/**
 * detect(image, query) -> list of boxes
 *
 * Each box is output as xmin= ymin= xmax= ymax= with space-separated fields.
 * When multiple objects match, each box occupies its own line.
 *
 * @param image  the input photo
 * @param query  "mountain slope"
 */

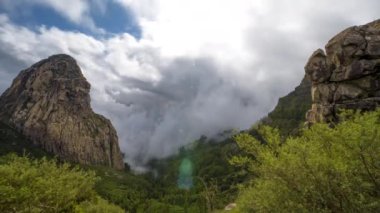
xmin=262 ymin=76 xmax=311 ymax=136
xmin=0 ymin=121 xmax=51 ymax=158
xmin=0 ymin=54 xmax=124 ymax=169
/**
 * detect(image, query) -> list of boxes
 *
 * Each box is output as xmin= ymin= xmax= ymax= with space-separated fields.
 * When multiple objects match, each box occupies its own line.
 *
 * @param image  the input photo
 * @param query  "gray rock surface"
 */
xmin=0 ymin=54 xmax=124 ymax=169
xmin=305 ymin=20 xmax=380 ymax=124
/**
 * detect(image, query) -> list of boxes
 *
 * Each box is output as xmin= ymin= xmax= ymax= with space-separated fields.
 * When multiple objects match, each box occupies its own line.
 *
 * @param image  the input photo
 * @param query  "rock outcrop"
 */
xmin=305 ymin=19 xmax=380 ymax=124
xmin=0 ymin=54 xmax=124 ymax=169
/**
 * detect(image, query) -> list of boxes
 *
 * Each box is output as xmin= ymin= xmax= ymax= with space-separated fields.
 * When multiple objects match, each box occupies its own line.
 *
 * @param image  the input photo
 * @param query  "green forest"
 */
xmin=1 ymin=109 xmax=379 ymax=212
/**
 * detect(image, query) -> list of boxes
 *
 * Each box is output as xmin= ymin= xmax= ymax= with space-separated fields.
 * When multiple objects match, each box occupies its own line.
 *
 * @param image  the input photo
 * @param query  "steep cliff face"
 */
xmin=305 ymin=19 xmax=380 ymax=124
xmin=0 ymin=54 xmax=124 ymax=170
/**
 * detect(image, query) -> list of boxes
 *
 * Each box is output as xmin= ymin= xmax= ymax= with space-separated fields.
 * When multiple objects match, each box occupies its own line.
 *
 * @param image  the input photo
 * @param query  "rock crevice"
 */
xmin=0 ymin=54 xmax=124 ymax=169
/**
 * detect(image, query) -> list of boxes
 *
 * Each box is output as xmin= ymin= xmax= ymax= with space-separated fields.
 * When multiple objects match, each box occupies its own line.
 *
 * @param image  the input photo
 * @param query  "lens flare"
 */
xmin=177 ymin=157 xmax=193 ymax=190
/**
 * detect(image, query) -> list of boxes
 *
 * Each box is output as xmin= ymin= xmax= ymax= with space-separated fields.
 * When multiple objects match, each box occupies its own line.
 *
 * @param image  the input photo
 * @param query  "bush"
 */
xmin=0 ymin=155 xmax=123 ymax=212
xmin=75 ymin=197 xmax=124 ymax=213
xmin=231 ymin=110 xmax=380 ymax=212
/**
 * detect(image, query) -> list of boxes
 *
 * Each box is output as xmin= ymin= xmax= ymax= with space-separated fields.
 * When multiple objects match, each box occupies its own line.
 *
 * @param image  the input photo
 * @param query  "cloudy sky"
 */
xmin=0 ymin=0 xmax=379 ymax=169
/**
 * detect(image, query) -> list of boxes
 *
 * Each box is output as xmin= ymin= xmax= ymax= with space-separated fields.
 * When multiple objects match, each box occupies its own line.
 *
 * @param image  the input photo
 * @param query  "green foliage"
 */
xmin=0 ymin=119 xmax=245 ymax=212
xmin=263 ymin=77 xmax=311 ymax=136
xmin=145 ymin=138 xmax=248 ymax=211
xmin=90 ymin=165 xmax=152 ymax=212
xmin=0 ymin=155 xmax=123 ymax=212
xmin=75 ymin=197 xmax=124 ymax=213
xmin=137 ymin=199 xmax=185 ymax=213
xmin=232 ymin=110 xmax=380 ymax=212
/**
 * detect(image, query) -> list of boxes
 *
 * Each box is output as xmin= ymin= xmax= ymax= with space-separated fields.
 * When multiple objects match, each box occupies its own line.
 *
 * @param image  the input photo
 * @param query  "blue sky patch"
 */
xmin=91 ymin=1 xmax=141 ymax=38
xmin=0 ymin=1 xmax=141 ymax=39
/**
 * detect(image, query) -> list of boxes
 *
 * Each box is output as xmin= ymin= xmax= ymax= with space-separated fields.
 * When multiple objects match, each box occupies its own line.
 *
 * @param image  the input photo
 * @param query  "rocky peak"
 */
xmin=0 ymin=54 xmax=124 ymax=170
xmin=305 ymin=19 xmax=380 ymax=124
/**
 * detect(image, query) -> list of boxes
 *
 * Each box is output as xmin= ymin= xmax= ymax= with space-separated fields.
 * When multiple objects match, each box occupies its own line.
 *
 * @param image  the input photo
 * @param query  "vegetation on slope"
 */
xmin=0 ymin=154 xmax=124 ymax=212
xmin=89 ymin=165 xmax=152 ymax=212
xmin=92 ymin=137 xmax=248 ymax=212
xmin=0 ymin=121 xmax=51 ymax=158
xmin=262 ymin=76 xmax=311 ymax=136
xmin=2 ymin=93 xmax=378 ymax=212
xmin=141 ymin=137 xmax=248 ymax=212
xmin=0 ymin=121 xmax=246 ymax=212
xmin=231 ymin=110 xmax=380 ymax=212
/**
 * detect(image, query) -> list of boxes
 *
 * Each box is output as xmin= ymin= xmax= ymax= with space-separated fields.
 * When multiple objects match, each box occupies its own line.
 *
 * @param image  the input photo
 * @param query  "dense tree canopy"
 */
xmin=231 ymin=110 xmax=380 ymax=212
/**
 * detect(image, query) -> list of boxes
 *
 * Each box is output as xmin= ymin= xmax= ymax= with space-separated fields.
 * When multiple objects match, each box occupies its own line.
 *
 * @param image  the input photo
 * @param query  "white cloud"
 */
xmin=116 ymin=0 xmax=380 ymax=83
xmin=114 ymin=0 xmax=158 ymax=20
xmin=1 ymin=0 xmax=380 ymax=168
xmin=118 ymin=0 xmax=252 ymax=64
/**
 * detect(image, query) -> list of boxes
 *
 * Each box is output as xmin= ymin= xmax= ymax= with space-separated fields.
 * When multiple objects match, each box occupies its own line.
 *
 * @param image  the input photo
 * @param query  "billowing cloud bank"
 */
xmin=0 ymin=0 xmax=379 ymax=169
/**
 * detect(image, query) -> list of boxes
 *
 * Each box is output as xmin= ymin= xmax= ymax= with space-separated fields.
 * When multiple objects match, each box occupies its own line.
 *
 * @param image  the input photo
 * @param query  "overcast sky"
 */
xmin=0 ymin=0 xmax=379 ymax=169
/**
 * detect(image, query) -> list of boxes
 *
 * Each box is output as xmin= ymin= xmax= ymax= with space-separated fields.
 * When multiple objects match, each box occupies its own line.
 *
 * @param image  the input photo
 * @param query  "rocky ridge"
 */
xmin=0 ymin=54 xmax=124 ymax=169
xmin=305 ymin=19 xmax=380 ymax=124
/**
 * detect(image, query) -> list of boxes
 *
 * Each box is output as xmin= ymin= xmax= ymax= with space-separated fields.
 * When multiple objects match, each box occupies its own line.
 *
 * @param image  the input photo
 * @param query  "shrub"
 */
xmin=0 ymin=155 xmax=123 ymax=212
xmin=231 ymin=110 xmax=380 ymax=212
